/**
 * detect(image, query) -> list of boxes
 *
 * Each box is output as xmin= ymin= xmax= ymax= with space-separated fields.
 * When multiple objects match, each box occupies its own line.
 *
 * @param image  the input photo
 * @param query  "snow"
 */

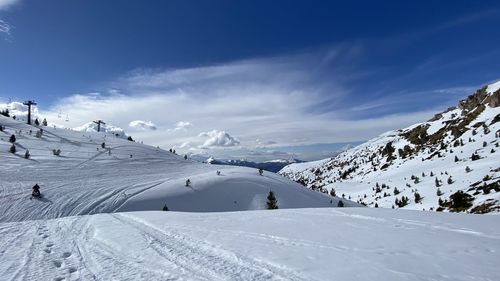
xmin=486 ymin=80 xmax=500 ymax=94
xmin=0 ymin=208 xmax=499 ymax=281
xmin=0 ymin=115 xmax=352 ymax=223
xmin=280 ymin=83 xmax=500 ymax=212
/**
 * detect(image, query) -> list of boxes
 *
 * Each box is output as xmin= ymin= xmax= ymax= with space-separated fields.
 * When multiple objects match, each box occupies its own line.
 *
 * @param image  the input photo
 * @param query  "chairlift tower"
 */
xmin=93 ymin=120 xmax=106 ymax=132
xmin=23 ymin=100 xmax=37 ymax=125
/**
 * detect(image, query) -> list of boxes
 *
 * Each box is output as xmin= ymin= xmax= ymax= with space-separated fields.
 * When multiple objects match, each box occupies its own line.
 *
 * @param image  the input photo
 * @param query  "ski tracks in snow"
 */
xmin=111 ymin=213 xmax=311 ymax=281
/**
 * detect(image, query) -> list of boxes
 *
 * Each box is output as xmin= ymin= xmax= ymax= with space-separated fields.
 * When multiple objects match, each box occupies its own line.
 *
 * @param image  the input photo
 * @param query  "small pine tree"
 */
xmin=42 ymin=118 xmax=48 ymax=126
xmin=483 ymin=141 xmax=487 ymax=147
xmin=436 ymin=188 xmax=443 ymax=196
xmin=454 ymin=155 xmax=459 ymax=162
xmin=393 ymin=187 xmax=400 ymax=195
xmin=375 ymin=203 xmax=379 ymax=208
xmin=162 ymin=204 xmax=169 ymax=211
xmin=127 ymin=136 xmax=134 ymax=142
xmin=465 ymin=166 xmax=471 ymax=173
xmin=430 ymin=171 xmax=434 ymax=177
xmin=414 ymin=192 xmax=422 ymax=203
xmin=34 ymin=118 xmax=40 ymax=126
xmin=337 ymin=200 xmax=344 ymax=207
xmin=184 ymin=154 xmax=188 ymax=160
xmin=9 ymin=134 xmax=16 ymax=143
xmin=9 ymin=144 xmax=16 ymax=153
xmin=24 ymin=150 xmax=30 ymax=159
xmin=435 ymin=177 xmax=441 ymax=187
xmin=266 ymin=191 xmax=279 ymax=209
xmin=329 ymin=188 xmax=336 ymax=197
xmin=447 ymin=176 xmax=453 ymax=184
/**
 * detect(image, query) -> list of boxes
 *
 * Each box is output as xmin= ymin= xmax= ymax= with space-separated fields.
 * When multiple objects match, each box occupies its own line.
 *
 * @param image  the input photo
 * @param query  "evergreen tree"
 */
xmin=127 ymin=136 xmax=134 ymax=142
xmin=465 ymin=166 xmax=471 ymax=173
xmin=393 ymin=187 xmax=400 ymax=195
xmin=436 ymin=188 xmax=443 ymax=196
xmin=337 ymin=200 xmax=344 ymax=207
xmin=162 ymin=204 xmax=169 ymax=211
xmin=454 ymin=155 xmax=459 ymax=162
xmin=9 ymin=144 xmax=16 ymax=153
xmin=374 ymin=203 xmax=379 ymax=208
xmin=414 ymin=192 xmax=422 ymax=203
xmin=184 ymin=154 xmax=188 ymax=160
xmin=483 ymin=141 xmax=487 ymax=147
xmin=266 ymin=191 xmax=279 ymax=209
xmin=329 ymin=188 xmax=336 ymax=197
xmin=9 ymin=134 xmax=16 ymax=143
xmin=447 ymin=176 xmax=453 ymax=184
xmin=24 ymin=150 xmax=30 ymax=159
xmin=34 ymin=119 xmax=40 ymax=126
xmin=435 ymin=177 xmax=441 ymax=187
xmin=42 ymin=118 xmax=48 ymax=126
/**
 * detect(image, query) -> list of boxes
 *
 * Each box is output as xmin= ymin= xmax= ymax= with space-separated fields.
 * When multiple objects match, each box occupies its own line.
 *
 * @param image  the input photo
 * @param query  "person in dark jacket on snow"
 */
xmin=32 ymin=184 xmax=41 ymax=197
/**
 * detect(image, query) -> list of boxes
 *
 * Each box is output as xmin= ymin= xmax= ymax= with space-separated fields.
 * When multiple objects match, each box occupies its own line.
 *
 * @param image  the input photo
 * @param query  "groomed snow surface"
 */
xmin=1 ymin=208 xmax=499 ymax=281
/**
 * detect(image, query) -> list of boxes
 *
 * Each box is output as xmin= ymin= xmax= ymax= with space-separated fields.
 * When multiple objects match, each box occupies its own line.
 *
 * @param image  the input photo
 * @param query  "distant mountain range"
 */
xmin=194 ymin=156 xmax=305 ymax=173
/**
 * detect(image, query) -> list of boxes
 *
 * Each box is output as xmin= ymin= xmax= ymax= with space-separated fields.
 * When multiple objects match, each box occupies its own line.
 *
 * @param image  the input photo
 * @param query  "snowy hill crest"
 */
xmin=280 ymin=81 xmax=500 ymax=213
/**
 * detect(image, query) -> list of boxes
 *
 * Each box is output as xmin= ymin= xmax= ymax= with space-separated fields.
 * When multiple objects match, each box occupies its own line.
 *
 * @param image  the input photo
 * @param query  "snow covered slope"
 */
xmin=0 ymin=115 xmax=355 ymax=223
xmin=281 ymin=81 xmax=500 ymax=213
xmin=1 ymin=208 xmax=499 ymax=281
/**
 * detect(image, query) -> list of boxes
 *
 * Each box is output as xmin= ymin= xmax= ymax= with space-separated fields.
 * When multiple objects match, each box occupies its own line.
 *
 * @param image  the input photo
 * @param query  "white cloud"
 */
xmin=0 ymin=0 xmax=19 ymax=10
xmin=129 ymin=120 xmax=157 ymax=131
xmin=168 ymin=121 xmax=191 ymax=132
xmin=0 ymin=19 xmax=11 ymax=35
xmin=198 ymin=130 xmax=240 ymax=148
xmin=37 ymin=50 xmax=450 ymax=161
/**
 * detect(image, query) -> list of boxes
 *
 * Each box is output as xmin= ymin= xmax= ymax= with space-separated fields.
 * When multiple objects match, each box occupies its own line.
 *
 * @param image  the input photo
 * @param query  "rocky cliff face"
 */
xmin=280 ymin=81 xmax=500 ymax=213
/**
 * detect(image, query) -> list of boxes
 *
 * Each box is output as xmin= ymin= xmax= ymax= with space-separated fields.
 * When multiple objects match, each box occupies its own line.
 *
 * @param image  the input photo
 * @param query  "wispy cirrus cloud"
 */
xmin=36 ymin=46 xmax=456 ymax=161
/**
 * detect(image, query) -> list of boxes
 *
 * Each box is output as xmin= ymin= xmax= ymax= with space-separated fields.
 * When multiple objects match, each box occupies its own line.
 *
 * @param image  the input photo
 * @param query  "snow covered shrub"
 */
xmin=9 ymin=134 xmax=16 ymax=143
xmin=9 ymin=144 xmax=16 ymax=153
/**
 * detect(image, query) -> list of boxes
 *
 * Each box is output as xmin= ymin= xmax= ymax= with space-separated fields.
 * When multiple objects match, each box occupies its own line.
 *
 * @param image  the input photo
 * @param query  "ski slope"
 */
xmin=0 ymin=115 xmax=353 ymax=223
xmin=1 ymin=208 xmax=499 ymax=281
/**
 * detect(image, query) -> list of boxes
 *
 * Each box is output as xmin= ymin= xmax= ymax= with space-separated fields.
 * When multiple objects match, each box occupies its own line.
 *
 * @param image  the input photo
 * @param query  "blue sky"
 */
xmin=1 ymin=0 xmax=500 ymax=161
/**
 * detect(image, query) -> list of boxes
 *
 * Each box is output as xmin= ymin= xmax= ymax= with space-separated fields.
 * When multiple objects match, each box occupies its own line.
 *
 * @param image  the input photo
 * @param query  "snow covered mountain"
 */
xmin=280 ymin=81 xmax=500 ymax=213
xmin=203 ymin=157 xmax=304 ymax=173
xmin=0 ymin=114 xmax=354 ymax=223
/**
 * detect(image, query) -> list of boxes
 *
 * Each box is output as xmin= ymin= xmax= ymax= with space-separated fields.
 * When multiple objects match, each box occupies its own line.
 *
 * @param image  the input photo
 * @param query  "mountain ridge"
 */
xmin=280 ymin=80 xmax=500 ymax=213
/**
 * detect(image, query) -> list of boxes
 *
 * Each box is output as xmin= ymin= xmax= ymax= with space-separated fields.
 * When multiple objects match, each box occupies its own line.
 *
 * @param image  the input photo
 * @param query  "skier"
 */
xmin=31 ymin=184 xmax=41 ymax=198
xmin=185 ymin=179 xmax=191 ymax=187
